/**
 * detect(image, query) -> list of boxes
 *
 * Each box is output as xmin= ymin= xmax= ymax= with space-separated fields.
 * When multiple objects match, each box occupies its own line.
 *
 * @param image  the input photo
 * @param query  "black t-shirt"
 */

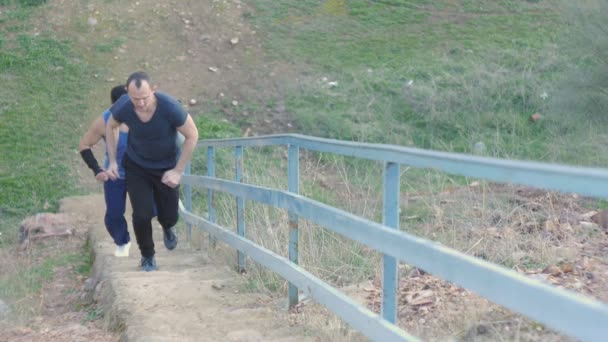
xmin=110 ymin=92 xmax=187 ymax=169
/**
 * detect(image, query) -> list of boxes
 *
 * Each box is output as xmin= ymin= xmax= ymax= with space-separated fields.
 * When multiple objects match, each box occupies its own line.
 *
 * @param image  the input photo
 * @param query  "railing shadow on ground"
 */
xmin=179 ymin=133 xmax=608 ymax=342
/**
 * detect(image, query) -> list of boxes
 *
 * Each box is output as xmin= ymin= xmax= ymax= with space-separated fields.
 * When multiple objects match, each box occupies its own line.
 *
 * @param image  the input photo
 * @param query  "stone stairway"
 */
xmin=61 ymin=195 xmax=321 ymax=342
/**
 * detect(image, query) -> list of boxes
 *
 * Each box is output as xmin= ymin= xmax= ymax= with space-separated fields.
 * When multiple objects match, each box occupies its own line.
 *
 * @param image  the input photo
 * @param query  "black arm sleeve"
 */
xmin=80 ymin=148 xmax=103 ymax=176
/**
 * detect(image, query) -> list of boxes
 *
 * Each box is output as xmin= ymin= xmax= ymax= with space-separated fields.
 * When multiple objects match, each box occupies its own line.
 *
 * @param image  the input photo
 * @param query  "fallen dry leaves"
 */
xmin=365 ymin=268 xmax=471 ymax=319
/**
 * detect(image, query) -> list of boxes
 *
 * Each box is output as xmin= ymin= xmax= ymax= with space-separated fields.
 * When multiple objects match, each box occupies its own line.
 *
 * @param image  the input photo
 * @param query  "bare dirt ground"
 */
xmin=45 ymin=0 xmax=299 ymax=139
xmin=0 ymin=209 xmax=120 ymax=342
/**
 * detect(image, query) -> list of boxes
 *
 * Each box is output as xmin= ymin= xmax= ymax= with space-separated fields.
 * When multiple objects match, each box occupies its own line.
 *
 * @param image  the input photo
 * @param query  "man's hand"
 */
xmin=161 ymin=169 xmax=182 ymax=188
xmin=107 ymin=162 xmax=120 ymax=181
xmin=95 ymin=171 xmax=109 ymax=182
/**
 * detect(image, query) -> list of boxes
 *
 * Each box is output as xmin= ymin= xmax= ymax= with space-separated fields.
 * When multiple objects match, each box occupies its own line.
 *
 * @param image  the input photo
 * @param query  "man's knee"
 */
xmin=105 ymin=212 xmax=125 ymax=225
xmin=132 ymin=212 xmax=154 ymax=227
xmin=157 ymin=212 xmax=178 ymax=229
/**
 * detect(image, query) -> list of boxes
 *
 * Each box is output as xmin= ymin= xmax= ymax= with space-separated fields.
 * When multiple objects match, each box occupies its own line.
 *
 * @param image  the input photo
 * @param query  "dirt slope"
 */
xmin=43 ymin=0 xmax=296 ymax=142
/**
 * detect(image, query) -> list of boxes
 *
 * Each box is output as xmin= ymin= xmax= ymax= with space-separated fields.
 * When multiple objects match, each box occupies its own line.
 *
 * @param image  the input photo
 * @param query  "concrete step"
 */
xmin=62 ymin=194 xmax=327 ymax=342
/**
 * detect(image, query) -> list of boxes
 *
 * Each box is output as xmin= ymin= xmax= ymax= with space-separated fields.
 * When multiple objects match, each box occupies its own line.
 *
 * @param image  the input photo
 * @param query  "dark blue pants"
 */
xmin=103 ymin=178 xmax=130 ymax=246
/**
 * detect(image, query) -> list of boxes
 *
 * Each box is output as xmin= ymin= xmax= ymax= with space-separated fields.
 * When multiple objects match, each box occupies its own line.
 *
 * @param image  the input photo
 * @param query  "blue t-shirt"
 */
xmin=103 ymin=109 xmax=128 ymax=179
xmin=110 ymin=92 xmax=187 ymax=169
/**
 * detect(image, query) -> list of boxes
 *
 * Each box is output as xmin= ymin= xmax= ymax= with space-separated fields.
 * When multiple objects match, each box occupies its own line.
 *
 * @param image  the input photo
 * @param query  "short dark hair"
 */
xmin=110 ymin=85 xmax=127 ymax=104
xmin=125 ymin=71 xmax=151 ymax=89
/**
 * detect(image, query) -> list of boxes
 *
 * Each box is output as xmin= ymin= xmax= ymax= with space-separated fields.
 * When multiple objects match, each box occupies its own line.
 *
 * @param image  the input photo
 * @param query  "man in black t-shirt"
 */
xmin=106 ymin=71 xmax=199 ymax=271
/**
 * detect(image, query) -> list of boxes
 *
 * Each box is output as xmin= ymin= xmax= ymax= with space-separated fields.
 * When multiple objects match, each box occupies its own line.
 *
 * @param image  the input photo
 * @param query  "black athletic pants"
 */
xmin=123 ymin=154 xmax=179 ymax=258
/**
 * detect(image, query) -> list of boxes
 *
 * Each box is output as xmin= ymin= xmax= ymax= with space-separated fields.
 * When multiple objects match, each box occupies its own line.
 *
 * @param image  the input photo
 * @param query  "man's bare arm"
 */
xmin=161 ymin=114 xmax=198 ymax=188
xmin=105 ymin=115 xmax=121 ymax=180
xmin=79 ymin=116 xmax=107 ymax=179
xmin=174 ymin=114 xmax=199 ymax=173
xmin=79 ymin=116 xmax=105 ymax=151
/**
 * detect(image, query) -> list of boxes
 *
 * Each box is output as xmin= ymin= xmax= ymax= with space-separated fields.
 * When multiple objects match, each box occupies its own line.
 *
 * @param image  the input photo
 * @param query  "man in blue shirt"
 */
xmin=106 ymin=71 xmax=199 ymax=272
xmin=79 ymin=85 xmax=132 ymax=257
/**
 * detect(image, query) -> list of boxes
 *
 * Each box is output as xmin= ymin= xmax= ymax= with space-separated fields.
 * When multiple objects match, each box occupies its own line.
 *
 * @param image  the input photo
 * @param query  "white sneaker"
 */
xmin=114 ymin=241 xmax=131 ymax=257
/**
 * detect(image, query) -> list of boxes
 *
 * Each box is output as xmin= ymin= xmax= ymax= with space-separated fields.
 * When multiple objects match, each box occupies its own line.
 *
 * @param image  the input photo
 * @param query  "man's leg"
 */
xmin=103 ymin=179 xmax=129 ymax=246
xmin=153 ymin=179 xmax=179 ymax=250
xmin=124 ymin=157 xmax=156 ymax=259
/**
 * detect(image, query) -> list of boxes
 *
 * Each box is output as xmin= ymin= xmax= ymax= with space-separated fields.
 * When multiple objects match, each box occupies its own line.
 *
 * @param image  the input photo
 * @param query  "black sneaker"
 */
xmin=140 ymin=256 xmax=158 ymax=272
xmin=163 ymin=227 xmax=178 ymax=250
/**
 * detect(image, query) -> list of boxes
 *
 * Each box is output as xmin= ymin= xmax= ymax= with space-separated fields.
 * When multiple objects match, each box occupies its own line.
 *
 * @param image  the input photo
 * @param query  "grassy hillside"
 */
xmin=0 ymin=0 xmax=97 ymax=324
xmin=2 ymin=0 xmax=604 ymax=240
xmin=1 ymin=0 xmax=606 ymax=339
xmin=0 ymin=2 xmax=91 ymax=243
xmin=247 ymin=0 xmax=608 ymax=166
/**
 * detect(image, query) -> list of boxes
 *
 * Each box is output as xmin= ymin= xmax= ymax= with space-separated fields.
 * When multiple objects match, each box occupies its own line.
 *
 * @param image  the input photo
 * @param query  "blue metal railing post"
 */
xmin=382 ymin=162 xmax=400 ymax=323
xmin=288 ymin=144 xmax=300 ymax=309
xmin=184 ymin=162 xmax=192 ymax=241
xmin=235 ymin=146 xmax=245 ymax=273
xmin=207 ymin=146 xmax=216 ymax=249
xmin=184 ymin=134 xmax=608 ymax=341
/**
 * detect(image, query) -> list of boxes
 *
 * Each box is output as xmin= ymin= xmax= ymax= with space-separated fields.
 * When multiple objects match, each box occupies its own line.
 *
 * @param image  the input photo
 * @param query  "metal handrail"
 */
xmin=180 ymin=134 xmax=608 ymax=341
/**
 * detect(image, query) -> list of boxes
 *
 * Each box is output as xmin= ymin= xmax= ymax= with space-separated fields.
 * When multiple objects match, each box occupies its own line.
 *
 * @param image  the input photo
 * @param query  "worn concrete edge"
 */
xmin=86 ymin=224 xmax=130 ymax=341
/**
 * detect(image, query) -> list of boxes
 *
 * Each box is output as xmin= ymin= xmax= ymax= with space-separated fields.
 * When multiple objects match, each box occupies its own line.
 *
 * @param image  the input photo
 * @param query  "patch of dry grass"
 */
xmin=186 ymin=151 xmax=608 ymax=340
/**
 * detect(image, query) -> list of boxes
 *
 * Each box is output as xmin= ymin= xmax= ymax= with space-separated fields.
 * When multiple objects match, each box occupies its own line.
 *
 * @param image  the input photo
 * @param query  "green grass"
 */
xmin=0 ymin=1 xmax=94 ymax=322
xmin=83 ymin=307 xmax=104 ymax=322
xmin=0 ymin=4 xmax=91 ymax=241
xmin=0 ymin=0 xmax=47 ymax=6
xmin=0 ymin=259 xmax=54 ymax=298
xmin=190 ymin=1 xmax=608 ymax=301
xmin=0 ymin=3 xmax=600 ymax=335
xmin=94 ymin=38 xmax=125 ymax=53
xmin=0 ymin=248 xmax=92 ymax=303
xmin=193 ymin=107 xmax=243 ymax=140
xmin=246 ymin=0 xmax=608 ymax=166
